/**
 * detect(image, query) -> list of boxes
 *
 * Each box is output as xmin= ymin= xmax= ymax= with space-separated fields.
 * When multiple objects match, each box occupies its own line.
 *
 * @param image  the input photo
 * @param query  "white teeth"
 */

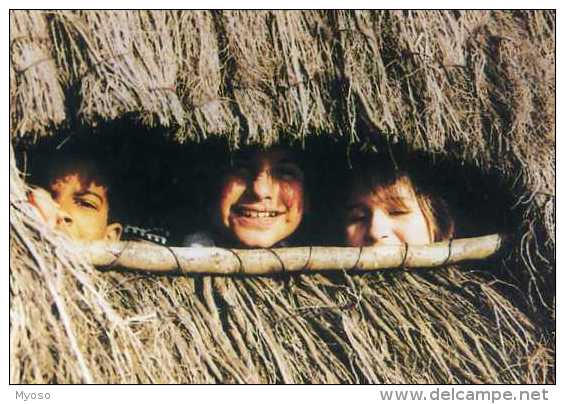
xmin=237 ymin=209 xmax=280 ymax=218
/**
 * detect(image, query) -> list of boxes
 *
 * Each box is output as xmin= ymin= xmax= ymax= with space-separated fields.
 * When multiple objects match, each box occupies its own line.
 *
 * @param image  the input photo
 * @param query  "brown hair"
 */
xmin=345 ymin=155 xmax=455 ymax=243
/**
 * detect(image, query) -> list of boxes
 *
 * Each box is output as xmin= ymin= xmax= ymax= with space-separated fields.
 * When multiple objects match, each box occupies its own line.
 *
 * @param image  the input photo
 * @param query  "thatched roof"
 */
xmin=10 ymin=10 xmax=555 ymax=383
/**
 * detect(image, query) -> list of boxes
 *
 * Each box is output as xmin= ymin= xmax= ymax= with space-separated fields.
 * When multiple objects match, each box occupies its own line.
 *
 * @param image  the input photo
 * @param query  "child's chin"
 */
xmin=235 ymin=230 xmax=280 ymax=248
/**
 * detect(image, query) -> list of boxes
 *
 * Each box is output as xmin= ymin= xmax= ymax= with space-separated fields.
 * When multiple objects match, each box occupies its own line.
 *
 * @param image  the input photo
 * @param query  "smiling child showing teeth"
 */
xmin=213 ymin=146 xmax=307 ymax=248
xmin=182 ymin=145 xmax=308 ymax=249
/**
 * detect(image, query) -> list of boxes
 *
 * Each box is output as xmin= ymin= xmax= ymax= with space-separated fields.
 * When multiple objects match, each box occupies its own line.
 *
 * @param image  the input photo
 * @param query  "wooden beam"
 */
xmin=80 ymin=234 xmax=504 ymax=275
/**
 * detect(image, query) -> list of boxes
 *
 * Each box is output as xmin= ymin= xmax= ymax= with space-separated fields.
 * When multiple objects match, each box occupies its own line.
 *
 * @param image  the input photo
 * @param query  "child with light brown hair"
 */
xmin=342 ymin=154 xmax=454 ymax=247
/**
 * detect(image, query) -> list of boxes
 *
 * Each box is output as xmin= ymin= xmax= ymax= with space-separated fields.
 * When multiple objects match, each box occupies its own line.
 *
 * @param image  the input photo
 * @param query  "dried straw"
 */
xmin=48 ymin=10 xmax=185 ymax=128
xmin=9 ymin=10 xmax=555 ymax=383
xmin=168 ymin=11 xmax=238 ymax=142
xmin=10 ymin=10 xmax=66 ymax=139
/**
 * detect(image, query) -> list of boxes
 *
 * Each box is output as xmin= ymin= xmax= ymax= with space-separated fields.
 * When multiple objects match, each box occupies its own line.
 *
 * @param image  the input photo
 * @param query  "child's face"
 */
xmin=47 ymin=172 xmax=121 ymax=241
xmin=344 ymin=178 xmax=432 ymax=247
xmin=218 ymin=149 xmax=305 ymax=248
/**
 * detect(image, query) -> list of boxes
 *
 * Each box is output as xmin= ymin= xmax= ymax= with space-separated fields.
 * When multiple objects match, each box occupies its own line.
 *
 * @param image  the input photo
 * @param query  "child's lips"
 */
xmin=230 ymin=206 xmax=286 ymax=228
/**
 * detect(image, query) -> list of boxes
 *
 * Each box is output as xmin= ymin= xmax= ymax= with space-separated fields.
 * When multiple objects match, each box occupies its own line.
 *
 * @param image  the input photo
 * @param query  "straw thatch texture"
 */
xmin=169 ymin=11 xmax=238 ymax=140
xmin=10 ymin=10 xmax=554 ymax=384
xmin=10 ymin=11 xmax=66 ymax=138
xmin=48 ymin=11 xmax=185 ymax=128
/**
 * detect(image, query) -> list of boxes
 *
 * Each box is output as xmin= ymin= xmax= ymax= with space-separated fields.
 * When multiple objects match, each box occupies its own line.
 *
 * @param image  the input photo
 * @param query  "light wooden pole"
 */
xmin=80 ymin=234 xmax=504 ymax=275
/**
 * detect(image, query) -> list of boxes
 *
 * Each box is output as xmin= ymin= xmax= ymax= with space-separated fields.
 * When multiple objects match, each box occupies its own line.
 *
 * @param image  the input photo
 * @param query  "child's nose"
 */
xmin=251 ymin=170 xmax=276 ymax=199
xmin=56 ymin=210 xmax=74 ymax=228
xmin=366 ymin=210 xmax=395 ymax=245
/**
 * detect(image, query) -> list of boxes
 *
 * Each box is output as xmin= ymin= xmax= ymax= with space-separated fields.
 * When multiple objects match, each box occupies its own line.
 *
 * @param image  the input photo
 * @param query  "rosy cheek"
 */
xmin=280 ymin=182 xmax=303 ymax=212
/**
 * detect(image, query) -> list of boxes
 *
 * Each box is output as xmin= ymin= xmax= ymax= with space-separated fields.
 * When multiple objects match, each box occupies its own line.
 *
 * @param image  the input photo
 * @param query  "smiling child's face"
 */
xmin=344 ymin=176 xmax=433 ymax=247
xmin=218 ymin=149 xmax=305 ymax=248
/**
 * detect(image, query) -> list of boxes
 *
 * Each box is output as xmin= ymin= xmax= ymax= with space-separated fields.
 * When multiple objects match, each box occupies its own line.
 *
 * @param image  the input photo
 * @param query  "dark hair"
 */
xmin=30 ymin=146 xmax=123 ymax=224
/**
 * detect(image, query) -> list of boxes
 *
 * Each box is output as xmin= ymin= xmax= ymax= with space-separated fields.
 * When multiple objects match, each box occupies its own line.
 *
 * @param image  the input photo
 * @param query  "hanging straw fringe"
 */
xmin=214 ymin=11 xmax=339 ymax=145
xmin=170 ymin=11 xmax=239 ymax=141
xmin=84 ymin=234 xmax=502 ymax=275
xmin=10 ymin=10 xmax=66 ymax=138
xmin=50 ymin=10 xmax=185 ymax=127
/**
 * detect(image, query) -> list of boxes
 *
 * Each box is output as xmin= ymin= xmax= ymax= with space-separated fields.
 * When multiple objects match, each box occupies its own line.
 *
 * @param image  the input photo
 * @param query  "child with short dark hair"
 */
xmin=28 ymin=155 xmax=123 ymax=241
